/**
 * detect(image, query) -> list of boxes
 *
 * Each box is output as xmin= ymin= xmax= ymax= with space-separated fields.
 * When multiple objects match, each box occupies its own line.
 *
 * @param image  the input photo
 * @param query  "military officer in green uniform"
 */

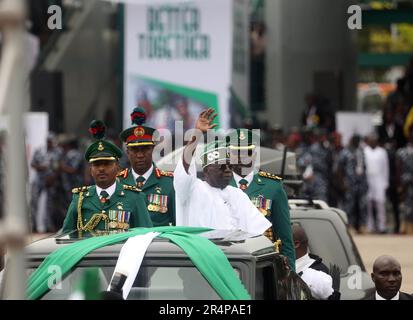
xmin=62 ymin=120 xmax=153 ymax=234
xmin=118 ymin=107 xmax=175 ymax=226
xmin=227 ymin=128 xmax=296 ymax=270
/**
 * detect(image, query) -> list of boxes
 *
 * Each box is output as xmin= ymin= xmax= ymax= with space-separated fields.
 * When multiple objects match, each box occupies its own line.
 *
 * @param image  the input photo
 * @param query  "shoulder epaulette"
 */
xmin=72 ymin=186 xmax=91 ymax=194
xmin=155 ymin=167 xmax=174 ymax=178
xmin=117 ymin=168 xmax=129 ymax=179
xmin=122 ymin=184 xmax=142 ymax=192
xmin=258 ymin=171 xmax=283 ymax=181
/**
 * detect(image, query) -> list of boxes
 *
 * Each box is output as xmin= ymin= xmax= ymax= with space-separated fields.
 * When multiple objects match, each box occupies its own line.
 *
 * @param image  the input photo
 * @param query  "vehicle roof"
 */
xmin=289 ymin=205 xmax=348 ymax=224
xmin=290 ymin=208 xmax=343 ymax=219
xmin=25 ymin=231 xmax=276 ymax=262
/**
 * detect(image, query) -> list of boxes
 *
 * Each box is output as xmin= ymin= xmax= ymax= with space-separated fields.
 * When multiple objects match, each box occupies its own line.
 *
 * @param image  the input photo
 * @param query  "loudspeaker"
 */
xmin=30 ymin=70 xmax=64 ymax=133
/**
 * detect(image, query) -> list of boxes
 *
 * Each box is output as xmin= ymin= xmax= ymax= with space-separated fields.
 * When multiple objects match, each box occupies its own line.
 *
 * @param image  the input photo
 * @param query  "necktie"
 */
xmin=100 ymin=190 xmax=109 ymax=204
xmin=239 ymin=178 xmax=248 ymax=191
xmin=136 ymin=176 xmax=146 ymax=188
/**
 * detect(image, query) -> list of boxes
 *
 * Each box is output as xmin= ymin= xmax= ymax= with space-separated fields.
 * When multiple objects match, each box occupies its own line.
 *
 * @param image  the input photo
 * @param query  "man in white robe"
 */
xmin=364 ymin=133 xmax=389 ymax=233
xmin=174 ymin=108 xmax=271 ymax=236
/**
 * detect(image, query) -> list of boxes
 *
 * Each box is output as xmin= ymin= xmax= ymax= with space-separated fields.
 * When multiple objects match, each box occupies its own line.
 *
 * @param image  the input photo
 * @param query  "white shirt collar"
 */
xmin=375 ymin=291 xmax=400 ymax=300
xmin=296 ymin=253 xmax=316 ymax=274
xmin=96 ymin=181 xmax=117 ymax=199
xmin=233 ymin=171 xmax=254 ymax=188
xmin=132 ymin=164 xmax=154 ymax=184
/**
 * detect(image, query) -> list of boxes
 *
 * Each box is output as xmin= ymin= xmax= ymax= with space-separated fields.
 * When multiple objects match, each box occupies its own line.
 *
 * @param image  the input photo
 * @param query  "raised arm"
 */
xmin=182 ymin=108 xmax=217 ymax=173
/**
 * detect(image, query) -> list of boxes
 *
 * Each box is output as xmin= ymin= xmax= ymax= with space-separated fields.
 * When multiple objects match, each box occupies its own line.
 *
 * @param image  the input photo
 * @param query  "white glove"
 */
xmin=301 ymin=268 xmax=334 ymax=300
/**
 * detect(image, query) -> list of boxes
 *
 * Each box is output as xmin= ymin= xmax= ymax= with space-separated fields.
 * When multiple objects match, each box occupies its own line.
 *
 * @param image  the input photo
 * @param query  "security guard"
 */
xmin=227 ymin=128 xmax=296 ymax=270
xmin=118 ymin=107 xmax=175 ymax=226
xmin=62 ymin=120 xmax=153 ymax=234
xmin=397 ymin=120 xmax=413 ymax=234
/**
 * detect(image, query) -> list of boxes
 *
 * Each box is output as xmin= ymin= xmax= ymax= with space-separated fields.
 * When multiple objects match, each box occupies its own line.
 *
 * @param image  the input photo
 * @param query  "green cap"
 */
xmin=226 ymin=128 xmax=260 ymax=151
xmin=85 ymin=120 xmax=123 ymax=163
xmin=200 ymin=140 xmax=230 ymax=169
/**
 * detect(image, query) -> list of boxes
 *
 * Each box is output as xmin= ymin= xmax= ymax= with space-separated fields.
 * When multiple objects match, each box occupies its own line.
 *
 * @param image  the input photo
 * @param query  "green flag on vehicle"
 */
xmin=27 ymin=226 xmax=251 ymax=300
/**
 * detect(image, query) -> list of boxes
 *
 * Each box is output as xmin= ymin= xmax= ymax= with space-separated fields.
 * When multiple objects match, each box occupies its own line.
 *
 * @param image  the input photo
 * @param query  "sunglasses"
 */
xmin=229 ymin=150 xmax=255 ymax=157
xmin=208 ymin=163 xmax=234 ymax=171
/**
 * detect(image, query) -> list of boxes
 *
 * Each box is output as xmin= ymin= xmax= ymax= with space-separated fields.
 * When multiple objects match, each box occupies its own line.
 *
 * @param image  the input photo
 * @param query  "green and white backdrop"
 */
xmin=123 ymin=0 xmax=250 ymax=132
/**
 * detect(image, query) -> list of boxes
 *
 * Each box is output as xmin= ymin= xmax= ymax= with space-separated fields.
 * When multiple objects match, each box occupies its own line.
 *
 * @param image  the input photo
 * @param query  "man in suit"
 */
xmin=118 ymin=107 xmax=175 ymax=227
xmin=292 ymin=224 xmax=340 ymax=300
xmin=378 ymin=108 xmax=406 ymax=150
xmin=227 ymin=128 xmax=295 ymax=270
xmin=378 ymin=108 xmax=406 ymax=233
xmin=62 ymin=120 xmax=153 ymax=233
xmin=364 ymin=255 xmax=413 ymax=300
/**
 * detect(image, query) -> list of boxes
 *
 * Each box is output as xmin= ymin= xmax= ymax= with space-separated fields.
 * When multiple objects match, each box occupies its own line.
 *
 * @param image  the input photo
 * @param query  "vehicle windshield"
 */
xmin=30 ymin=264 xmax=224 ymax=300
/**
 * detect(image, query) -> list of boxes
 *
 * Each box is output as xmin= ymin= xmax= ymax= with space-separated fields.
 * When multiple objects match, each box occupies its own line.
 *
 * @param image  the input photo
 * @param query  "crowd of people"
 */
xmin=30 ymin=86 xmax=413 ymax=237
xmin=4 ymin=101 xmax=409 ymax=300
xmin=2 ymin=1 xmax=413 ymax=302
xmin=255 ymin=81 xmax=413 ymax=235
xmin=30 ymin=133 xmax=84 ymax=233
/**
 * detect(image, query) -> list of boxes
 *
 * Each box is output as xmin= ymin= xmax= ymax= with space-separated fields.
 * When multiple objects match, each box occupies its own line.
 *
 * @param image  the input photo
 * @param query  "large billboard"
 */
xmin=123 ymin=0 xmax=249 ymax=132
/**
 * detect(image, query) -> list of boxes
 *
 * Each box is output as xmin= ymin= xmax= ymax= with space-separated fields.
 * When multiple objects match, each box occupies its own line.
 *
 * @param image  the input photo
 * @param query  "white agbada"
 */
xmin=364 ymin=145 xmax=389 ymax=232
xmin=364 ymin=145 xmax=389 ymax=202
xmin=296 ymin=253 xmax=334 ymax=300
xmin=174 ymin=158 xmax=271 ymax=236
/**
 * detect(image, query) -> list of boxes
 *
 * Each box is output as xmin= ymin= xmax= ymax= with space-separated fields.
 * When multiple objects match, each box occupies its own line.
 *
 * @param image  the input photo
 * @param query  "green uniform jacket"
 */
xmin=117 ymin=165 xmax=175 ymax=227
xmin=62 ymin=182 xmax=153 ymax=233
xmin=230 ymin=171 xmax=296 ymax=271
